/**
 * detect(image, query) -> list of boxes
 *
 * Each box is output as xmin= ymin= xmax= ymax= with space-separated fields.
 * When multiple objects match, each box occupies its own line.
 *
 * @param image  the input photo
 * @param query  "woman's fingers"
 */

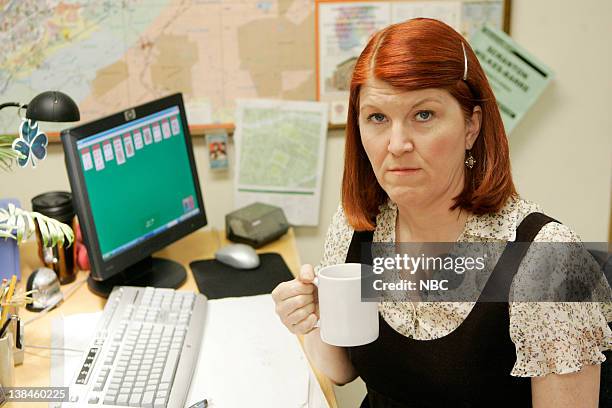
xmin=299 ymin=264 xmax=315 ymax=283
xmin=271 ymin=279 xmax=314 ymax=301
xmin=286 ymin=302 xmax=315 ymax=325
xmin=291 ymin=313 xmax=318 ymax=335
xmin=275 ymin=293 xmax=315 ymax=317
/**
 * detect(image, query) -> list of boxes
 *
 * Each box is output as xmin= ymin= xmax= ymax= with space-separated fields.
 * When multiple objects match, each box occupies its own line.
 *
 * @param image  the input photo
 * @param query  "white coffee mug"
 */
xmin=314 ymin=263 xmax=379 ymax=347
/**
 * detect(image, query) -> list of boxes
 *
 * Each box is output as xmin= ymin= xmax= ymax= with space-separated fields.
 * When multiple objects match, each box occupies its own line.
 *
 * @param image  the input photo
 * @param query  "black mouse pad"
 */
xmin=189 ymin=252 xmax=294 ymax=299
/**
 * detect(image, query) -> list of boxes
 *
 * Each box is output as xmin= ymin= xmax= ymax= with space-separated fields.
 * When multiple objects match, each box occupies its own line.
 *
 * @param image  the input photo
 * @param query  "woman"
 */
xmin=272 ymin=18 xmax=611 ymax=407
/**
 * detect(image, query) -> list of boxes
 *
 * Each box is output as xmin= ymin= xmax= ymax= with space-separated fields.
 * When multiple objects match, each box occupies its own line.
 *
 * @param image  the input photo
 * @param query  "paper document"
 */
xmin=50 ymin=312 xmax=102 ymax=407
xmin=317 ymin=1 xmax=390 ymax=123
xmin=51 ymin=296 xmax=328 ymax=407
xmin=234 ymin=99 xmax=328 ymax=226
xmin=316 ymin=1 xmax=506 ymax=124
xmin=186 ymin=294 xmax=314 ymax=407
xmin=461 ymin=1 xmax=504 ymax=40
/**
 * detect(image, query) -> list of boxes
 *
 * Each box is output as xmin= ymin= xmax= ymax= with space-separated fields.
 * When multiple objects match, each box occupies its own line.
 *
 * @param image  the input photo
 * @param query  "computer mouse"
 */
xmin=215 ymin=243 xmax=260 ymax=269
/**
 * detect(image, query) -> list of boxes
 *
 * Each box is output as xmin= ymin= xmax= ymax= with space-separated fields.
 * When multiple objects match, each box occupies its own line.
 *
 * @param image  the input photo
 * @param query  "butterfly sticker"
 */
xmin=12 ymin=119 xmax=48 ymax=168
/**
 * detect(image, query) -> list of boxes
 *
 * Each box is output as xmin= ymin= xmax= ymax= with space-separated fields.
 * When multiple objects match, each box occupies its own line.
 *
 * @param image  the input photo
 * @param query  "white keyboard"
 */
xmin=65 ymin=286 xmax=207 ymax=408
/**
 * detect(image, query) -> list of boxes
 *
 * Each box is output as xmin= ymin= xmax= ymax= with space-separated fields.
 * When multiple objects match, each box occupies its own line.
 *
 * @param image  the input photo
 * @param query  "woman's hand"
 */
xmin=272 ymin=264 xmax=319 ymax=335
xmin=274 ymin=264 xmax=359 ymax=385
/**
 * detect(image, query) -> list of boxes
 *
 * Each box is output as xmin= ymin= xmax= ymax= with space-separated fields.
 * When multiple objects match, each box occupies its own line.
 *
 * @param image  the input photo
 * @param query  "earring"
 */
xmin=464 ymin=149 xmax=476 ymax=169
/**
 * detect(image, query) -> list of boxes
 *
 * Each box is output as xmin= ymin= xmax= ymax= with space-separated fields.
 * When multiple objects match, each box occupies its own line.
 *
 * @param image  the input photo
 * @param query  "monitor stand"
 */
xmin=87 ymin=256 xmax=187 ymax=298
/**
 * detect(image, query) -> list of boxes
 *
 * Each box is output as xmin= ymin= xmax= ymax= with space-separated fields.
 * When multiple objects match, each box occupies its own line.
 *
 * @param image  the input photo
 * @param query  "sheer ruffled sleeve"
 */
xmin=509 ymin=222 xmax=612 ymax=377
xmin=510 ymin=301 xmax=611 ymax=376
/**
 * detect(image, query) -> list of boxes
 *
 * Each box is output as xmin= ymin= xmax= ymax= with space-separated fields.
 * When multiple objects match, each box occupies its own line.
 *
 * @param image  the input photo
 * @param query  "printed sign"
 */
xmin=471 ymin=25 xmax=554 ymax=133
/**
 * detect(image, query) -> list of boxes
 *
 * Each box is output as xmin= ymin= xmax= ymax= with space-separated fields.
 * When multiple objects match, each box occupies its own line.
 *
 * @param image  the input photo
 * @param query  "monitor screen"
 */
xmin=62 ymin=93 xmax=206 ymax=287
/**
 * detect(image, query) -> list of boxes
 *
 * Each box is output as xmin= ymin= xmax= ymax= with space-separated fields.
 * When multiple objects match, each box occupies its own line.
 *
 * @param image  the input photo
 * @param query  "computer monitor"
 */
xmin=61 ymin=93 xmax=207 ymax=297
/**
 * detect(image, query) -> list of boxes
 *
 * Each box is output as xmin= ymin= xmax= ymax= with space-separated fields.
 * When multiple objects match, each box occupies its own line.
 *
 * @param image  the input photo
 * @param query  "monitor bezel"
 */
xmin=61 ymin=93 xmax=207 ymax=282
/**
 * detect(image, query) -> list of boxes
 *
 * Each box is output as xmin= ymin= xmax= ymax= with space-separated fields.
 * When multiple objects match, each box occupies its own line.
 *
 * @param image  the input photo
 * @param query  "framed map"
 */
xmin=0 ymin=0 xmax=316 ymax=136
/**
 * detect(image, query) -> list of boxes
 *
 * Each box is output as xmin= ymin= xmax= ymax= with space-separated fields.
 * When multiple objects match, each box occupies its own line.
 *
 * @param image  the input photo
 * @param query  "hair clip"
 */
xmin=461 ymin=42 xmax=468 ymax=81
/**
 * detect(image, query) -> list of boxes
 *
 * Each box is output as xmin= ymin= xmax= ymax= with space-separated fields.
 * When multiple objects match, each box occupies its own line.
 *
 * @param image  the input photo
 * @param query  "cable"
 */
xmin=23 ymin=343 xmax=83 ymax=353
xmin=0 ymin=102 xmax=21 ymax=110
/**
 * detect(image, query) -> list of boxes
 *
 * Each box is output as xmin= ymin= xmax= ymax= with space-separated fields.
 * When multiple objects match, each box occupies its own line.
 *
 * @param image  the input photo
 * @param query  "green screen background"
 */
xmin=79 ymin=117 xmax=198 ymax=258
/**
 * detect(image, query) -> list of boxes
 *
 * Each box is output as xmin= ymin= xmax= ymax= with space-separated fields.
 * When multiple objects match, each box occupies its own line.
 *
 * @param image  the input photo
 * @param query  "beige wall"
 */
xmin=1 ymin=0 xmax=610 ymax=406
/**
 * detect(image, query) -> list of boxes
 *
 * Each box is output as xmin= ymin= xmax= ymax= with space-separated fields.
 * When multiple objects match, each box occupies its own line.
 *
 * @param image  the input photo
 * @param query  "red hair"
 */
xmin=342 ymin=18 xmax=516 ymax=231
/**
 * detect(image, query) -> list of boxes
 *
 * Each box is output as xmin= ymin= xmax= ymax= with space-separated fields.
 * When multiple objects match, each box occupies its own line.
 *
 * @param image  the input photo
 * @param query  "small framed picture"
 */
xmin=206 ymin=131 xmax=229 ymax=170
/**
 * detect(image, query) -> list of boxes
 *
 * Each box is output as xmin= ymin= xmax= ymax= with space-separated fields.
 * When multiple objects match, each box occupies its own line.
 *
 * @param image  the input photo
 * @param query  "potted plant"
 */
xmin=0 ymin=134 xmax=74 ymax=249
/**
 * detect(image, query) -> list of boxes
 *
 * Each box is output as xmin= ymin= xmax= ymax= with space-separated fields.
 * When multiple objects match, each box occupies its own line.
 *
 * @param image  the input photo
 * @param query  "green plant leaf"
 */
xmin=49 ymin=217 xmax=61 ymax=247
xmin=58 ymin=222 xmax=75 ymax=246
xmin=25 ymin=212 xmax=35 ymax=236
xmin=0 ymin=225 xmax=15 ymax=240
xmin=0 ymin=204 xmax=74 ymax=247
xmin=35 ymin=212 xmax=74 ymax=247
xmin=0 ymin=138 xmax=23 ymax=171
xmin=0 ymin=208 xmax=8 ymax=223
xmin=6 ymin=206 xmax=17 ymax=233
xmin=47 ymin=217 xmax=58 ymax=247
xmin=15 ymin=213 xmax=25 ymax=242
xmin=7 ymin=203 xmax=17 ymax=217
xmin=36 ymin=216 xmax=50 ymax=247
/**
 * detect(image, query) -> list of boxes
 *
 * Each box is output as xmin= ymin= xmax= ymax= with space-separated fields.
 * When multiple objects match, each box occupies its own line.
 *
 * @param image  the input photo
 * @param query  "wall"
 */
xmin=1 ymin=0 xmax=610 ymax=406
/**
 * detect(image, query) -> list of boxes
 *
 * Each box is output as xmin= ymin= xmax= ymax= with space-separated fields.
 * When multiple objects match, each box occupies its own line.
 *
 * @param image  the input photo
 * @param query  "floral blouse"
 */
xmin=316 ymin=196 xmax=612 ymax=377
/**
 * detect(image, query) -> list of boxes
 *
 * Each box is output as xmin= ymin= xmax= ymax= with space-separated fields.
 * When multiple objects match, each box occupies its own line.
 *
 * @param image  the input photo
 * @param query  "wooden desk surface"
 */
xmin=12 ymin=228 xmax=337 ymax=408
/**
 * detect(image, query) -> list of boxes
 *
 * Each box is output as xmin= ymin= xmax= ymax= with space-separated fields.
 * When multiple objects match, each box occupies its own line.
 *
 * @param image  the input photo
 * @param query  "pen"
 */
xmin=0 ymin=315 xmax=13 ymax=338
xmin=0 ymin=291 xmax=3 ymax=322
xmin=0 ymin=284 xmax=3 ymax=317
xmin=188 ymin=399 xmax=208 ymax=408
xmin=14 ymin=316 xmax=21 ymax=349
xmin=0 ymin=275 xmax=16 ymax=326
xmin=0 ymin=279 xmax=7 ymax=305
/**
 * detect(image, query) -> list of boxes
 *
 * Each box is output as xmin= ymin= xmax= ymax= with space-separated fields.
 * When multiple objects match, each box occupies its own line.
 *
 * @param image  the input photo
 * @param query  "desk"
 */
xmin=12 ymin=229 xmax=337 ymax=408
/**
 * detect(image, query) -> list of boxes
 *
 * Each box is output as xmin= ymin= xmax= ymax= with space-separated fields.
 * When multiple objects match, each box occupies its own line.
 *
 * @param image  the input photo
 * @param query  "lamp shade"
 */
xmin=25 ymin=91 xmax=80 ymax=122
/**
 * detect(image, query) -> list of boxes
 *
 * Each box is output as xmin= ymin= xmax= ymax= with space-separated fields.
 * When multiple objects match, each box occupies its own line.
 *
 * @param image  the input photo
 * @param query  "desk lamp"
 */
xmin=0 ymin=91 xmax=80 ymax=122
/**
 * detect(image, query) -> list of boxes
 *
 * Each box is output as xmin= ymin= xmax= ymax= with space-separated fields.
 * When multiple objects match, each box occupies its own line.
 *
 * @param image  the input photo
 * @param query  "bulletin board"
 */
xmin=316 ymin=0 xmax=512 ymax=124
